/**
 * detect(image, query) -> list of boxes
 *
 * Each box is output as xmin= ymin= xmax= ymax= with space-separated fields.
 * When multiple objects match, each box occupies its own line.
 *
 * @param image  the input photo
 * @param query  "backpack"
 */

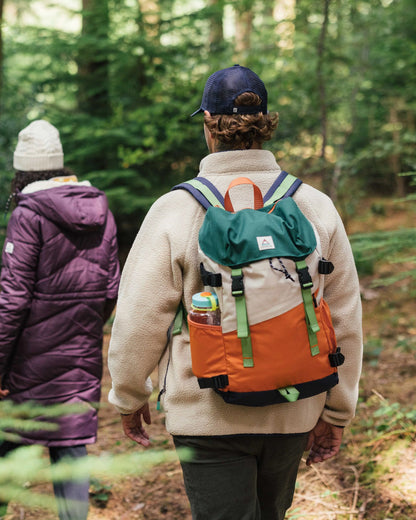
xmin=171 ymin=171 xmax=344 ymax=407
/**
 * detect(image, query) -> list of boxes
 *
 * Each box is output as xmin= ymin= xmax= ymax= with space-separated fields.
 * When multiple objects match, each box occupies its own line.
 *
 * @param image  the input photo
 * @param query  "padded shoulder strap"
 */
xmin=263 ymin=171 xmax=302 ymax=206
xmin=172 ymin=171 xmax=301 ymax=210
xmin=171 ymin=177 xmax=225 ymax=210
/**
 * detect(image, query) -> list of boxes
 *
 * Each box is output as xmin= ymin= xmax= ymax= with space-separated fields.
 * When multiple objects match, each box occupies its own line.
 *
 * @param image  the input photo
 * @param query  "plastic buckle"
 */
xmin=200 ymin=263 xmax=222 ymax=287
xmin=329 ymin=347 xmax=345 ymax=367
xmin=212 ymin=374 xmax=229 ymax=389
xmin=231 ymin=273 xmax=244 ymax=296
xmin=296 ymin=266 xmax=313 ymax=289
xmin=318 ymin=258 xmax=335 ymax=275
xmin=198 ymin=375 xmax=229 ymax=389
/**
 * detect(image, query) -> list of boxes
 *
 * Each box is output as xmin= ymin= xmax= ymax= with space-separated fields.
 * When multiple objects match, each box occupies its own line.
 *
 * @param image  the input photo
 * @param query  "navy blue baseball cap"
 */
xmin=191 ymin=64 xmax=268 ymax=117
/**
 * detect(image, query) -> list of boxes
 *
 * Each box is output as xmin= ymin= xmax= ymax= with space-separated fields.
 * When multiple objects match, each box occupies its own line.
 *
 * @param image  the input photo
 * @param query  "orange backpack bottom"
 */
xmin=188 ymin=298 xmax=341 ymax=406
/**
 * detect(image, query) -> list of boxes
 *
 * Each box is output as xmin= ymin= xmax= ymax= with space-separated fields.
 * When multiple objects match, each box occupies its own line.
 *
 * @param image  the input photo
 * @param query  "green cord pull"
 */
xmin=278 ymin=386 xmax=300 ymax=402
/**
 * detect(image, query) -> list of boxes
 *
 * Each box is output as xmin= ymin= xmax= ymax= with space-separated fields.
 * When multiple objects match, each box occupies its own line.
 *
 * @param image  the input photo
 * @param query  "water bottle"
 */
xmin=189 ymin=291 xmax=221 ymax=326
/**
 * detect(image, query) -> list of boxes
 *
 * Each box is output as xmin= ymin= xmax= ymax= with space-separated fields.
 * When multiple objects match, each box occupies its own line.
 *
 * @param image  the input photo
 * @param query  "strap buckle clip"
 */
xmin=296 ymin=265 xmax=313 ymax=289
xmin=329 ymin=347 xmax=345 ymax=367
xmin=198 ymin=374 xmax=229 ymax=389
xmin=200 ymin=262 xmax=222 ymax=287
xmin=231 ymin=272 xmax=244 ymax=296
xmin=318 ymin=258 xmax=335 ymax=275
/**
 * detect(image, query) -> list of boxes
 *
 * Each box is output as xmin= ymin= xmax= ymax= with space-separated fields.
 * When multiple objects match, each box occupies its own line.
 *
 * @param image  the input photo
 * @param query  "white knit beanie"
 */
xmin=13 ymin=120 xmax=64 ymax=172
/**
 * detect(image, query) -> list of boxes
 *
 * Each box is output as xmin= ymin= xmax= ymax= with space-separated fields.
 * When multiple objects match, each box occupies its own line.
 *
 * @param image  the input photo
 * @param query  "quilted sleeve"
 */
xmin=0 ymin=208 xmax=40 ymax=375
xmin=105 ymin=210 xmax=121 ymax=300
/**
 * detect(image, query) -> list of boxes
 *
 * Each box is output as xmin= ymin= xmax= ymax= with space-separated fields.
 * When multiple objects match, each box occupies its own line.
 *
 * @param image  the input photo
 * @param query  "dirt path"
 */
xmin=5 ymin=197 xmax=416 ymax=520
xmin=7 ymin=281 xmax=415 ymax=520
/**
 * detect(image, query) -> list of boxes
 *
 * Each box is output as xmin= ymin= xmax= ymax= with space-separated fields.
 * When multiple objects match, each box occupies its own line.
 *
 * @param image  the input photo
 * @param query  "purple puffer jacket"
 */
xmin=0 ymin=181 xmax=120 ymax=446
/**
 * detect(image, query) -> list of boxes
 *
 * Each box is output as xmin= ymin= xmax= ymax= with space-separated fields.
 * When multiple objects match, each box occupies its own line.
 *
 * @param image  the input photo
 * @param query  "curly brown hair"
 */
xmin=203 ymin=92 xmax=279 ymax=151
xmin=5 ymin=168 xmax=75 ymax=213
xmin=11 ymin=168 xmax=75 ymax=194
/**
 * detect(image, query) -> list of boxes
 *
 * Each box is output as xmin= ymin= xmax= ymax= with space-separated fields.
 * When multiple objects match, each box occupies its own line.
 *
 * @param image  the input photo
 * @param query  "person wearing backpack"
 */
xmin=0 ymin=120 xmax=120 ymax=520
xmin=108 ymin=65 xmax=362 ymax=520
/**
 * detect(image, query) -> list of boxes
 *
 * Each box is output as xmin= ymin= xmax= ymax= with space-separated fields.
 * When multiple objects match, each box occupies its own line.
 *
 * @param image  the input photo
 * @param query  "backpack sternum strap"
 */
xmin=295 ymin=260 xmax=320 ymax=356
xmin=231 ymin=268 xmax=254 ymax=368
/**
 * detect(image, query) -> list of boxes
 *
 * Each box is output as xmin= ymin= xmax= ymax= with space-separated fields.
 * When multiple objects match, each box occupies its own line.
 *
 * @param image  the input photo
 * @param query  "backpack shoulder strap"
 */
xmin=263 ymin=171 xmax=302 ymax=206
xmin=171 ymin=177 xmax=225 ymax=210
xmin=172 ymin=170 xmax=302 ymax=210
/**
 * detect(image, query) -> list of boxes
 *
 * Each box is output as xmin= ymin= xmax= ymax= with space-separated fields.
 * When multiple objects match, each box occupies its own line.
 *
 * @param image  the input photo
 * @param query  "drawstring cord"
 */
xmin=3 ymin=192 xmax=17 ymax=220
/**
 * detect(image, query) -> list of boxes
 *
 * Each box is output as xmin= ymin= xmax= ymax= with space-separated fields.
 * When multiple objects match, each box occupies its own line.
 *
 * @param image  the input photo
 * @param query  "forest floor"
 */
xmin=4 ymin=195 xmax=416 ymax=520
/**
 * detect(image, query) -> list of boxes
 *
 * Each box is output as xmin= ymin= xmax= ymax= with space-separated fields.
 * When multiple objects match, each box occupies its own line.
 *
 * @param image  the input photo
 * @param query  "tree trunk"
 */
xmin=0 ymin=0 xmax=4 ymax=104
xmin=389 ymin=105 xmax=405 ymax=197
xmin=134 ymin=0 xmax=160 ymax=106
xmin=235 ymin=8 xmax=253 ymax=55
xmin=317 ymin=0 xmax=330 ymax=161
xmin=137 ymin=0 xmax=160 ymax=41
xmin=78 ymin=0 xmax=110 ymax=118
xmin=208 ymin=0 xmax=224 ymax=53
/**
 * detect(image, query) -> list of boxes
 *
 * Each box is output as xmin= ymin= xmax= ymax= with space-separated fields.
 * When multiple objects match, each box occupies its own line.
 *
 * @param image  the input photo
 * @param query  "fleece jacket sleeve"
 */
xmin=107 ymin=195 xmax=187 ymax=414
xmin=319 ymin=203 xmax=363 ymax=426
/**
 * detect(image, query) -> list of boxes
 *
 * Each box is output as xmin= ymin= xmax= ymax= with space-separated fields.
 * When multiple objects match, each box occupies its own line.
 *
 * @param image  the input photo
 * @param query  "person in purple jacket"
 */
xmin=0 ymin=120 xmax=120 ymax=520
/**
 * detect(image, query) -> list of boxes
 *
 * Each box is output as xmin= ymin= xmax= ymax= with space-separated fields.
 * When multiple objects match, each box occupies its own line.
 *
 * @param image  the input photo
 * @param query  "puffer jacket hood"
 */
xmin=17 ymin=183 xmax=108 ymax=233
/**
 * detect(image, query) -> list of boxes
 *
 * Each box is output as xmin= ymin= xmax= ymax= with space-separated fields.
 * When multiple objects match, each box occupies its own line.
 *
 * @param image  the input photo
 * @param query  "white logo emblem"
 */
xmin=256 ymin=236 xmax=275 ymax=251
xmin=5 ymin=242 xmax=14 ymax=254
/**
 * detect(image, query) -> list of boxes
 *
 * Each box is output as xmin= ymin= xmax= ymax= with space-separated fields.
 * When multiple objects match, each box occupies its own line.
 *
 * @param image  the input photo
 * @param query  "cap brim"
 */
xmin=191 ymin=107 xmax=204 ymax=117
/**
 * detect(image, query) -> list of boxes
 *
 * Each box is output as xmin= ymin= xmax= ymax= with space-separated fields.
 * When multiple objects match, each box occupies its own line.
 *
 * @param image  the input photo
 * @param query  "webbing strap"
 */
xmin=264 ymin=172 xmax=302 ymax=206
xmin=231 ymin=268 xmax=254 ymax=368
xmin=240 ymin=337 xmax=254 ymax=368
xmin=296 ymin=260 xmax=320 ymax=356
xmin=172 ymin=302 xmax=186 ymax=335
xmin=234 ymin=295 xmax=249 ymax=338
xmin=183 ymin=179 xmax=225 ymax=209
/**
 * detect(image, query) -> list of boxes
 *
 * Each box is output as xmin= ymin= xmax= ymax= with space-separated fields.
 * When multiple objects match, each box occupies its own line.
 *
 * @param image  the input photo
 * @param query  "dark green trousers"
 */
xmin=173 ymin=433 xmax=309 ymax=520
xmin=0 ymin=442 xmax=89 ymax=520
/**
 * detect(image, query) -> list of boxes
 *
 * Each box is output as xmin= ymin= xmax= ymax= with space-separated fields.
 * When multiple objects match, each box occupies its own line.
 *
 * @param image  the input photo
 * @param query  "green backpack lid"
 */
xmin=199 ymin=197 xmax=317 ymax=268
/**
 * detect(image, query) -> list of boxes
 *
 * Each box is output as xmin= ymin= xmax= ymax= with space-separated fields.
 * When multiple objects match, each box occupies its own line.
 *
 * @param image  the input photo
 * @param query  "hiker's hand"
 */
xmin=0 ymin=378 xmax=9 ymax=399
xmin=121 ymin=404 xmax=151 ymax=447
xmin=306 ymin=418 xmax=343 ymax=466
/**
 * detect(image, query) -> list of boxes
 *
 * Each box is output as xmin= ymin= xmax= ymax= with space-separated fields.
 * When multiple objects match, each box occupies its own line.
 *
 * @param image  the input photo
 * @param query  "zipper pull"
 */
xmin=156 ymin=389 xmax=165 ymax=411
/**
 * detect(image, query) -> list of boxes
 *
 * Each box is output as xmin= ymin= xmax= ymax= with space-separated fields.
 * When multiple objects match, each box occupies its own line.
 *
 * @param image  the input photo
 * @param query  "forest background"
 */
xmin=0 ymin=0 xmax=415 ymax=258
xmin=0 ymin=1 xmax=415 ymax=519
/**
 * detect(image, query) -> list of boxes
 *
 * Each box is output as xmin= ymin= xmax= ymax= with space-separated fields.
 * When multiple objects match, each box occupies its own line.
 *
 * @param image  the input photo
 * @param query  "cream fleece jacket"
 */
xmin=108 ymin=149 xmax=362 ymax=435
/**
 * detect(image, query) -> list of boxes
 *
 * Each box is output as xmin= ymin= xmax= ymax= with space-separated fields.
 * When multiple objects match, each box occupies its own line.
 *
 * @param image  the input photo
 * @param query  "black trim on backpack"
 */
xmin=198 ymin=374 xmax=229 ymax=389
xmin=214 ymin=372 xmax=339 ymax=407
